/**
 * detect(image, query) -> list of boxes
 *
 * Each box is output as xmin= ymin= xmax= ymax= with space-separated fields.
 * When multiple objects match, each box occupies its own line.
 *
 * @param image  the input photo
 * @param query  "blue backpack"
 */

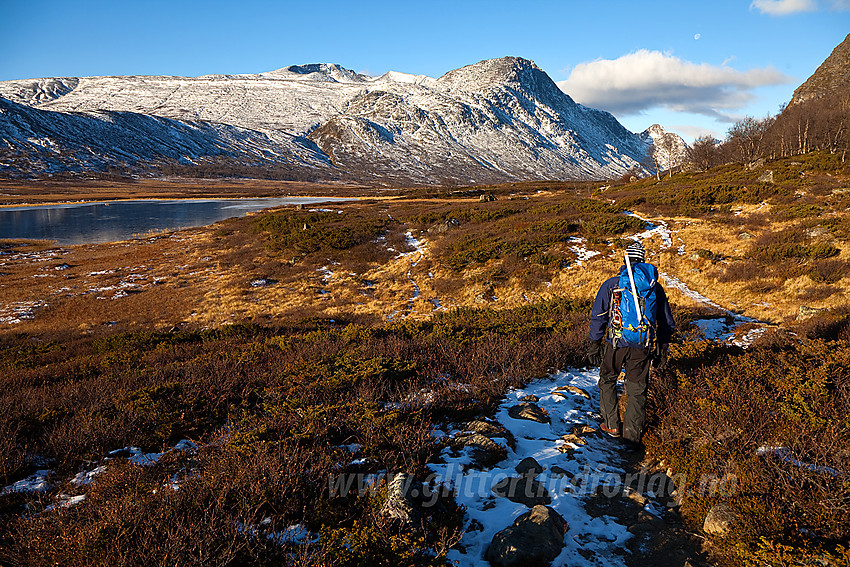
xmin=608 ymin=262 xmax=658 ymax=349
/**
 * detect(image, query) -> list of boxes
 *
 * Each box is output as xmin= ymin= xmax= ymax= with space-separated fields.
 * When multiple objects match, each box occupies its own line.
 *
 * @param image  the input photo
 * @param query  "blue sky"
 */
xmin=1 ymin=0 xmax=848 ymax=142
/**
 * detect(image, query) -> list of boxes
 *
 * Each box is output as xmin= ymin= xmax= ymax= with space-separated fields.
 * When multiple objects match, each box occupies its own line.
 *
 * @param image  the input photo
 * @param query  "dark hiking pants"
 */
xmin=598 ymin=343 xmax=651 ymax=443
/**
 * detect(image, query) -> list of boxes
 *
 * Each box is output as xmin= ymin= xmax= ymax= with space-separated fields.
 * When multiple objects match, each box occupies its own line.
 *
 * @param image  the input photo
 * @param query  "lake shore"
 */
xmin=0 ymin=177 xmax=391 ymax=206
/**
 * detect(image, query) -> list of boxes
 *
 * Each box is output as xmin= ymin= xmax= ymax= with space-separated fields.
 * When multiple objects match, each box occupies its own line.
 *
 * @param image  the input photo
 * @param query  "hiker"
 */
xmin=586 ymin=241 xmax=675 ymax=449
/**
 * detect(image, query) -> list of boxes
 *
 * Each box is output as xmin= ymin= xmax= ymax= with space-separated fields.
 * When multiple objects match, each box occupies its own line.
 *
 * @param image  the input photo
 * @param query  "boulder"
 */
xmin=559 ymin=433 xmax=587 ymax=446
xmin=464 ymin=420 xmax=507 ymax=437
xmin=798 ymin=305 xmax=829 ymax=320
xmin=452 ymin=432 xmax=508 ymax=467
xmin=380 ymin=473 xmax=426 ymax=526
xmin=507 ymin=402 xmax=550 ymax=423
xmin=703 ymin=502 xmax=739 ymax=536
xmin=549 ymin=465 xmax=571 ymax=478
xmin=427 ymin=218 xmax=460 ymax=234
xmin=554 ymin=385 xmax=591 ymax=399
xmin=627 ymin=510 xmax=664 ymax=534
xmin=624 ymin=487 xmax=649 ymax=507
xmin=485 ymin=505 xmax=568 ymax=567
xmin=519 ymin=394 xmax=539 ymax=402
xmin=570 ymin=424 xmax=597 ymax=436
xmin=475 ymin=284 xmax=497 ymax=304
xmin=757 ymin=169 xmax=775 ymax=184
xmin=515 ymin=457 xmax=544 ymax=476
xmin=557 ymin=444 xmax=576 ymax=456
xmin=492 ymin=476 xmax=550 ymax=507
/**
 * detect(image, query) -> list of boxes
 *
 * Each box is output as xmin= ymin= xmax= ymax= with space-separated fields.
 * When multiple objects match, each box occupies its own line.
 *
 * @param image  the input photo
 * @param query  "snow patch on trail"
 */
xmin=625 ymin=212 xmax=673 ymax=250
xmin=394 ymin=230 xmax=434 ymax=318
xmin=567 ymin=237 xmax=600 ymax=267
xmin=621 ymin=211 xmax=771 ymax=348
xmin=432 ymin=369 xmax=633 ymax=567
xmin=660 ymin=274 xmax=755 ymax=323
xmin=732 ymin=327 xmax=767 ymax=348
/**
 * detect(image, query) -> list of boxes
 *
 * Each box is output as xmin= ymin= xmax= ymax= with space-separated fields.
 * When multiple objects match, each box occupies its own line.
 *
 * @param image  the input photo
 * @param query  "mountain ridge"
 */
xmin=0 ymin=57 xmax=667 ymax=184
xmin=790 ymin=32 xmax=850 ymax=107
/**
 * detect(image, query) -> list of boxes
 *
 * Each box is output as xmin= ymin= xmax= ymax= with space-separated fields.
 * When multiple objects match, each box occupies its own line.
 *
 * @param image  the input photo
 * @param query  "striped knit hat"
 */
xmin=625 ymin=241 xmax=646 ymax=263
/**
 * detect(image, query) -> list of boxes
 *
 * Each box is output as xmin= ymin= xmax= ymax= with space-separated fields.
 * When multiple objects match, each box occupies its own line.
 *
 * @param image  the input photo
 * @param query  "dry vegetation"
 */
xmin=0 ymin=301 xmax=589 ymax=565
xmin=0 ymin=177 xmax=388 ymax=207
xmin=2 ymin=151 xmax=850 ymax=565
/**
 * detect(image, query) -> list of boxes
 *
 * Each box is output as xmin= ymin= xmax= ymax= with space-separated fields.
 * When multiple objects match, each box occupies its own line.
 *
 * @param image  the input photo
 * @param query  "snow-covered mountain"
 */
xmin=0 ymin=57 xmax=656 ymax=184
xmin=640 ymin=124 xmax=688 ymax=172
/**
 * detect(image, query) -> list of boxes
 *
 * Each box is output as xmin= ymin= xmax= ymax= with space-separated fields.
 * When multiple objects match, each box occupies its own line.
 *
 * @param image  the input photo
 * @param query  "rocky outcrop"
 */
xmin=798 ymin=305 xmax=829 ymax=320
xmin=380 ymin=473 xmax=428 ymax=526
xmin=515 ymin=457 xmax=544 ymax=476
xmin=553 ymin=385 xmax=591 ymax=399
xmin=790 ymin=33 xmax=850 ymax=107
xmin=703 ymin=502 xmax=739 ymax=536
xmin=492 ymin=476 xmax=551 ymax=507
xmin=464 ymin=420 xmax=508 ymax=437
xmin=452 ymin=432 xmax=508 ymax=467
xmin=485 ymin=505 xmax=568 ymax=567
xmin=507 ymin=402 xmax=550 ymax=423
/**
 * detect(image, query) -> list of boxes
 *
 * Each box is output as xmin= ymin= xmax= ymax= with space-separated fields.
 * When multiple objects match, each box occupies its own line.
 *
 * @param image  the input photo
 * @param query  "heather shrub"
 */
xmin=716 ymin=260 xmax=769 ymax=283
xmin=808 ymin=258 xmax=849 ymax=284
xmin=253 ymin=209 xmax=393 ymax=256
xmin=0 ymin=298 xmax=590 ymax=565
xmin=647 ymin=334 xmax=850 ymax=564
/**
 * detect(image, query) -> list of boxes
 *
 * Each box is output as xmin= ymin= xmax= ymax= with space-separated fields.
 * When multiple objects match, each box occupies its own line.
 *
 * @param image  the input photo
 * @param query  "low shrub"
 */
xmin=809 ymin=259 xmax=849 ymax=284
xmin=0 ymin=298 xmax=591 ymax=565
xmin=648 ymin=334 xmax=850 ymax=564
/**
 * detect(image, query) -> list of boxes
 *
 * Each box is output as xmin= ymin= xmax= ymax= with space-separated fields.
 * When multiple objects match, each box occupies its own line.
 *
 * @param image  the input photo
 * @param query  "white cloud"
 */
xmin=557 ymin=50 xmax=793 ymax=121
xmin=750 ymin=0 xmax=817 ymax=15
xmin=830 ymin=0 xmax=850 ymax=10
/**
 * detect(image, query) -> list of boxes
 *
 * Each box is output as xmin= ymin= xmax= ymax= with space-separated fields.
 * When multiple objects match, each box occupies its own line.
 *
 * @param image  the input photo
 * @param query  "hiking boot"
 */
xmin=599 ymin=423 xmax=621 ymax=438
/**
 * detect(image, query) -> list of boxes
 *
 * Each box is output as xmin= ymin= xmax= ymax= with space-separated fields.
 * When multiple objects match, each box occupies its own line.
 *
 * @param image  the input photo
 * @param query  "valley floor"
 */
xmin=1 ymin=171 xmax=847 ymax=566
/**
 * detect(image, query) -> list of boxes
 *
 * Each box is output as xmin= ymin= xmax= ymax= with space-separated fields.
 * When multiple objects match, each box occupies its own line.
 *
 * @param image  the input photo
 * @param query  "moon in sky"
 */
xmin=694 ymin=33 xmax=701 ymax=40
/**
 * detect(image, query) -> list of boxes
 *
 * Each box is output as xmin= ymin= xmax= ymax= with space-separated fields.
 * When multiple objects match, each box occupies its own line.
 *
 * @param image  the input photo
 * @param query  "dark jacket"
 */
xmin=589 ymin=265 xmax=675 ymax=346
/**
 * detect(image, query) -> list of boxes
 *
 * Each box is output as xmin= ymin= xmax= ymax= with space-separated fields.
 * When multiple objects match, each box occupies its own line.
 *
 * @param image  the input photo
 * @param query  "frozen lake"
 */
xmin=0 ymin=197 xmax=352 ymax=245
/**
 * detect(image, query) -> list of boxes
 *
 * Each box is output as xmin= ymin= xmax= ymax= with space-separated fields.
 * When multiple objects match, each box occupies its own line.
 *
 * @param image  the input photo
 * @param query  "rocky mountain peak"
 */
xmin=266 ymin=63 xmax=368 ymax=83
xmin=642 ymin=124 xmax=668 ymax=137
xmin=437 ymin=56 xmax=573 ymax=104
xmin=790 ymin=33 xmax=850 ymax=107
xmin=640 ymin=124 xmax=688 ymax=171
xmin=0 ymin=57 xmax=653 ymax=184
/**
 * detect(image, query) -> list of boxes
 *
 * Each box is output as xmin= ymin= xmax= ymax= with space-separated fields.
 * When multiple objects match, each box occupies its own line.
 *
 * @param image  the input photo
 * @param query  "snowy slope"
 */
xmin=0 ymin=58 xmax=654 ymax=183
xmin=0 ymin=97 xmax=332 ymax=177
xmin=639 ymin=124 xmax=688 ymax=172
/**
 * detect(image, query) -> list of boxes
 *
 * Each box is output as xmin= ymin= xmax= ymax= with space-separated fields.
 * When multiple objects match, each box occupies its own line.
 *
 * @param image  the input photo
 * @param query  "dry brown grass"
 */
xmin=0 ymin=178 xmax=384 ymax=206
xmin=3 ymin=173 xmax=850 ymax=337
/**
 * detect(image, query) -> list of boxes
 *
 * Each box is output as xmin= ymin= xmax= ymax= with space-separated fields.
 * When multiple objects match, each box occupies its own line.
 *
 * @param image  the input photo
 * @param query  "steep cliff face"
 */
xmin=790 ymin=33 xmax=850 ymax=107
xmin=0 ymin=57 xmax=654 ymax=183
